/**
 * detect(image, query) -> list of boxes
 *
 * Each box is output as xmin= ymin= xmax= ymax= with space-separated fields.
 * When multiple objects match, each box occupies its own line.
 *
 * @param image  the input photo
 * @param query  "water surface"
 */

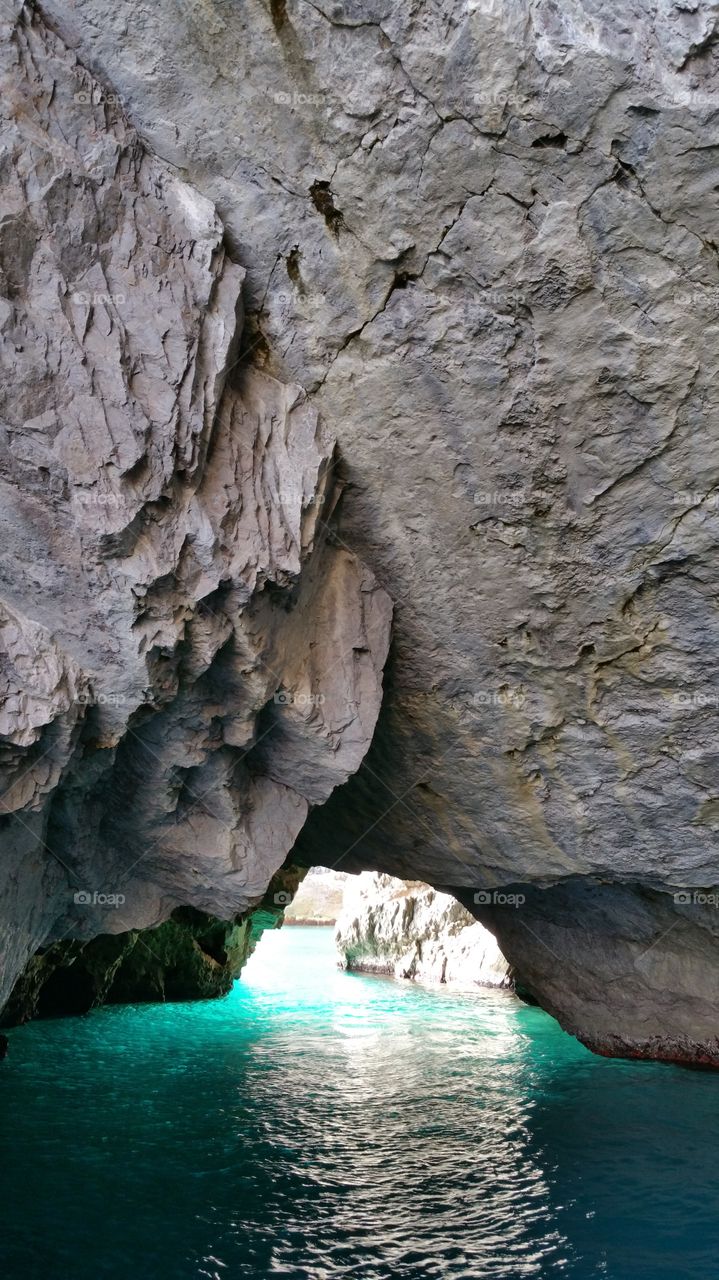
xmin=1 ymin=926 xmax=716 ymax=1278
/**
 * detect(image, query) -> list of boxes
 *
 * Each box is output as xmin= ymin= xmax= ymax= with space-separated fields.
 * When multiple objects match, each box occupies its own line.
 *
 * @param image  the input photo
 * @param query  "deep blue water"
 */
xmin=0 ymin=925 xmax=717 ymax=1279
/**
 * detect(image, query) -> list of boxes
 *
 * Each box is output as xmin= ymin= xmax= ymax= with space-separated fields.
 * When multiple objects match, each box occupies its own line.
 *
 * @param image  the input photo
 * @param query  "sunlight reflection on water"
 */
xmin=1 ymin=926 xmax=718 ymax=1279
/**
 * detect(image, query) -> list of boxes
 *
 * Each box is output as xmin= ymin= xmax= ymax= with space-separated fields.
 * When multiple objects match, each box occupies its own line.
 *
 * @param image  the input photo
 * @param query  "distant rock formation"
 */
xmin=284 ymin=867 xmax=348 ymax=925
xmin=336 ymin=873 xmax=511 ymax=989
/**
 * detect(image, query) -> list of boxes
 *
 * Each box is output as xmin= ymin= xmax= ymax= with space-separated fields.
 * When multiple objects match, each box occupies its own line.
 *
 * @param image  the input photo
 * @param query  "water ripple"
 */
xmin=1 ymin=927 xmax=719 ymax=1279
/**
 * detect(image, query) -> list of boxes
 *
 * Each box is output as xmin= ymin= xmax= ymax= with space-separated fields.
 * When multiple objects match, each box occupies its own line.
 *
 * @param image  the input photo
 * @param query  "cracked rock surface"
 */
xmin=4 ymin=0 xmax=719 ymax=1061
xmin=0 ymin=1 xmax=391 ymax=1016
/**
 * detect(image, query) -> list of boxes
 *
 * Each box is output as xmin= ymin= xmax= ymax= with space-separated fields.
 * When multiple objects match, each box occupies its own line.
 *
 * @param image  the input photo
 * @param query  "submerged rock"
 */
xmin=336 ymin=873 xmax=512 ymax=989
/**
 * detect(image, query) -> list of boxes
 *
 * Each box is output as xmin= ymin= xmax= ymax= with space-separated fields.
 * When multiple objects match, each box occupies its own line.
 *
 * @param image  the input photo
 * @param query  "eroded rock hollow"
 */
xmin=2 ymin=0 xmax=719 ymax=1064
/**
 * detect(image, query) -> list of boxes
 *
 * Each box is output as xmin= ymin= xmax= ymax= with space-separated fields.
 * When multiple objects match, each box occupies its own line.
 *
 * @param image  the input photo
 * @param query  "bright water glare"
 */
xmin=1 ymin=926 xmax=717 ymax=1279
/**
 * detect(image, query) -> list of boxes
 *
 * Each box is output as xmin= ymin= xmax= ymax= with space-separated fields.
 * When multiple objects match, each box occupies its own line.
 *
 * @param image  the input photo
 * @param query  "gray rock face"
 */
xmin=3 ymin=0 xmax=719 ymax=1062
xmin=336 ymin=872 xmax=512 ymax=988
xmin=0 ymin=1 xmax=391 ymax=1013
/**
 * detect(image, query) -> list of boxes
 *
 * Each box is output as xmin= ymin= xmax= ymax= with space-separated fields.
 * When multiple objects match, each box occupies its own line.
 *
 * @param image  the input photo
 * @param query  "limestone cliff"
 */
xmin=3 ymin=0 xmax=719 ymax=1064
xmin=336 ymin=872 xmax=511 ymax=989
xmin=0 ymin=1 xmax=391 ymax=1018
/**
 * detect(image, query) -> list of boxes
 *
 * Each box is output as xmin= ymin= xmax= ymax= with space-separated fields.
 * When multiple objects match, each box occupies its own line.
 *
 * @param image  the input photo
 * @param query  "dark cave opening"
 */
xmin=36 ymin=963 xmax=95 ymax=1019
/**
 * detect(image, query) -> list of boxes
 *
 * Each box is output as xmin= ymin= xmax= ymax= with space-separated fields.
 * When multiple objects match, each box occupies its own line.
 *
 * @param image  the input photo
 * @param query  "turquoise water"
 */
xmin=1 ymin=926 xmax=717 ymax=1279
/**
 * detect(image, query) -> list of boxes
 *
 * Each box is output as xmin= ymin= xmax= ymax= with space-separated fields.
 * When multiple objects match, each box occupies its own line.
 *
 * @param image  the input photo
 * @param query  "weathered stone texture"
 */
xmin=0 ymin=1 xmax=391 ymax=1014
xmin=3 ymin=0 xmax=719 ymax=1060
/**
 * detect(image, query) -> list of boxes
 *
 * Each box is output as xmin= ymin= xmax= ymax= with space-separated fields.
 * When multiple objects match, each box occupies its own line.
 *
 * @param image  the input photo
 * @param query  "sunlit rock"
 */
xmin=336 ymin=872 xmax=512 ymax=988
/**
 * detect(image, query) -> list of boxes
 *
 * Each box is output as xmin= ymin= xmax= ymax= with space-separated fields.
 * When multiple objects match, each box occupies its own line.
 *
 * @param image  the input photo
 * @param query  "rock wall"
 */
xmin=336 ymin=872 xmax=511 ymax=988
xmin=0 ymin=1 xmax=391 ymax=1017
xmin=3 ymin=0 xmax=719 ymax=1062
